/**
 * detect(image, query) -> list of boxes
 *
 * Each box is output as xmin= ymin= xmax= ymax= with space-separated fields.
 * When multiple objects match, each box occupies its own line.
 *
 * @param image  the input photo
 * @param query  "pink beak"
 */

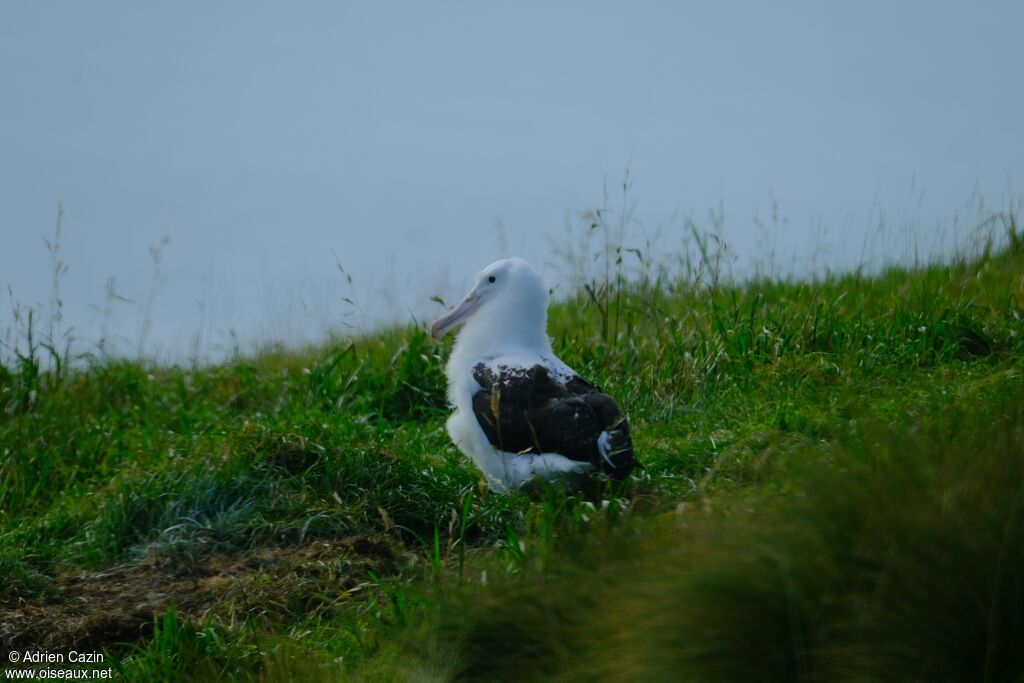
xmin=430 ymin=292 xmax=480 ymax=339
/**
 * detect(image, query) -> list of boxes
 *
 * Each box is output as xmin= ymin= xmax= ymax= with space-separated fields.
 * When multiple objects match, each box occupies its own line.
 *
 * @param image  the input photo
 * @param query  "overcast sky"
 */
xmin=2 ymin=1 xmax=1021 ymax=362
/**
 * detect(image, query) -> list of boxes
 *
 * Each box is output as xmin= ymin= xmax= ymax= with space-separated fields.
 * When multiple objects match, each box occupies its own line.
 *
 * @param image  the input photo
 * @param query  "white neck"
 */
xmin=451 ymin=287 xmax=551 ymax=361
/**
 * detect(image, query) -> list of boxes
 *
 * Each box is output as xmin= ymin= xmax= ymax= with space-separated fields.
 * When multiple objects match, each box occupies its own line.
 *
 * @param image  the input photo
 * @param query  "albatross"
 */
xmin=431 ymin=257 xmax=638 ymax=492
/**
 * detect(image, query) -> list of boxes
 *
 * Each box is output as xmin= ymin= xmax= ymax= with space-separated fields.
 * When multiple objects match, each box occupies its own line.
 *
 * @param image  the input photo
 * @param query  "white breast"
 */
xmin=443 ymin=346 xmax=591 ymax=491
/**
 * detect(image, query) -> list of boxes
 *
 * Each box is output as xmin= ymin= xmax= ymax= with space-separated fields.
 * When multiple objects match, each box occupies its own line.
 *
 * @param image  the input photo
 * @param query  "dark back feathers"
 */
xmin=470 ymin=363 xmax=637 ymax=479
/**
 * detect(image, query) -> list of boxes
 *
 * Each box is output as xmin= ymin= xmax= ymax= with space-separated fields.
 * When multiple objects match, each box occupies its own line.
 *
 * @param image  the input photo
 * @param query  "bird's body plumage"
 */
xmin=432 ymin=257 xmax=637 ymax=492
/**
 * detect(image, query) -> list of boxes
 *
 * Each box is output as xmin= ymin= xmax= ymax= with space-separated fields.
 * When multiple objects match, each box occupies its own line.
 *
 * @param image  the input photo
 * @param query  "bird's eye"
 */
xmin=488 ymin=276 xmax=496 ymax=283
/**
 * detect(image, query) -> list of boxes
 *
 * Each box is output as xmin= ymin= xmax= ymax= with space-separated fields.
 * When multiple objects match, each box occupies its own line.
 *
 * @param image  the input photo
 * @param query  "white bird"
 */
xmin=431 ymin=257 xmax=637 ymax=492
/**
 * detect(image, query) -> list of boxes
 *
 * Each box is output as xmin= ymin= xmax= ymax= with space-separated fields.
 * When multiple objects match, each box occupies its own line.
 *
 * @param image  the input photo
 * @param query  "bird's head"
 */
xmin=430 ymin=257 xmax=549 ymax=347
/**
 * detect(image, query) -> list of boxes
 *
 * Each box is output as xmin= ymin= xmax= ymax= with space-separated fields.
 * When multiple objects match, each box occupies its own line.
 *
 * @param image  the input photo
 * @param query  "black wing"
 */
xmin=470 ymin=363 xmax=637 ymax=479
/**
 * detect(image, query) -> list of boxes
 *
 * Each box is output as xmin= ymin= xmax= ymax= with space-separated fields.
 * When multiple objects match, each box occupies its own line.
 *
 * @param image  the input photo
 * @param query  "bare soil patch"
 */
xmin=0 ymin=535 xmax=395 ymax=653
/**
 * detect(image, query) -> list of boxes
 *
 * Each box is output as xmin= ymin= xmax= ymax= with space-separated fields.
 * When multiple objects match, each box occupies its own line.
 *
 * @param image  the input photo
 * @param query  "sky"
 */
xmin=2 ymin=1 xmax=1022 ymax=362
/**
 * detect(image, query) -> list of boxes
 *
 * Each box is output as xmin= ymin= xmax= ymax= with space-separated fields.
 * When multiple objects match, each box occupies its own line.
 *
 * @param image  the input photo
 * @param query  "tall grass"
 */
xmin=378 ymin=377 xmax=1024 ymax=682
xmin=0 ymin=199 xmax=1021 ymax=680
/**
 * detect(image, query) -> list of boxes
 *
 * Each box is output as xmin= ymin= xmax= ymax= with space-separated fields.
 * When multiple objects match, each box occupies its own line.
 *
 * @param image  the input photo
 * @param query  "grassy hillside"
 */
xmin=1 ymin=222 xmax=1022 ymax=681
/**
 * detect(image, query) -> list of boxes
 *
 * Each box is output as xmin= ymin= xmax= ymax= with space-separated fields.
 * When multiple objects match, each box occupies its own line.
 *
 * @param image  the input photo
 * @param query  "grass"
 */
xmin=390 ymin=389 xmax=1024 ymax=682
xmin=1 ymin=208 xmax=1022 ymax=681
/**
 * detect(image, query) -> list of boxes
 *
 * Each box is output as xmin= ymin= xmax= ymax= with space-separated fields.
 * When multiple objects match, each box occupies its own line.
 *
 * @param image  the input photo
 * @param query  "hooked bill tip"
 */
xmin=430 ymin=293 xmax=480 ymax=340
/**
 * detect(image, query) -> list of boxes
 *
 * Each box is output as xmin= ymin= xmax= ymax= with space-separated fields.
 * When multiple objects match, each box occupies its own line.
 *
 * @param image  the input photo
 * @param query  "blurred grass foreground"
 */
xmin=1 ymin=210 xmax=1023 ymax=681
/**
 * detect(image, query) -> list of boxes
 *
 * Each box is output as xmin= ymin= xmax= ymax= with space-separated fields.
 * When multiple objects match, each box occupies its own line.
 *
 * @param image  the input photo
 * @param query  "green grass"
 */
xmin=386 ymin=387 xmax=1024 ymax=682
xmin=1 ymin=216 xmax=1022 ymax=681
